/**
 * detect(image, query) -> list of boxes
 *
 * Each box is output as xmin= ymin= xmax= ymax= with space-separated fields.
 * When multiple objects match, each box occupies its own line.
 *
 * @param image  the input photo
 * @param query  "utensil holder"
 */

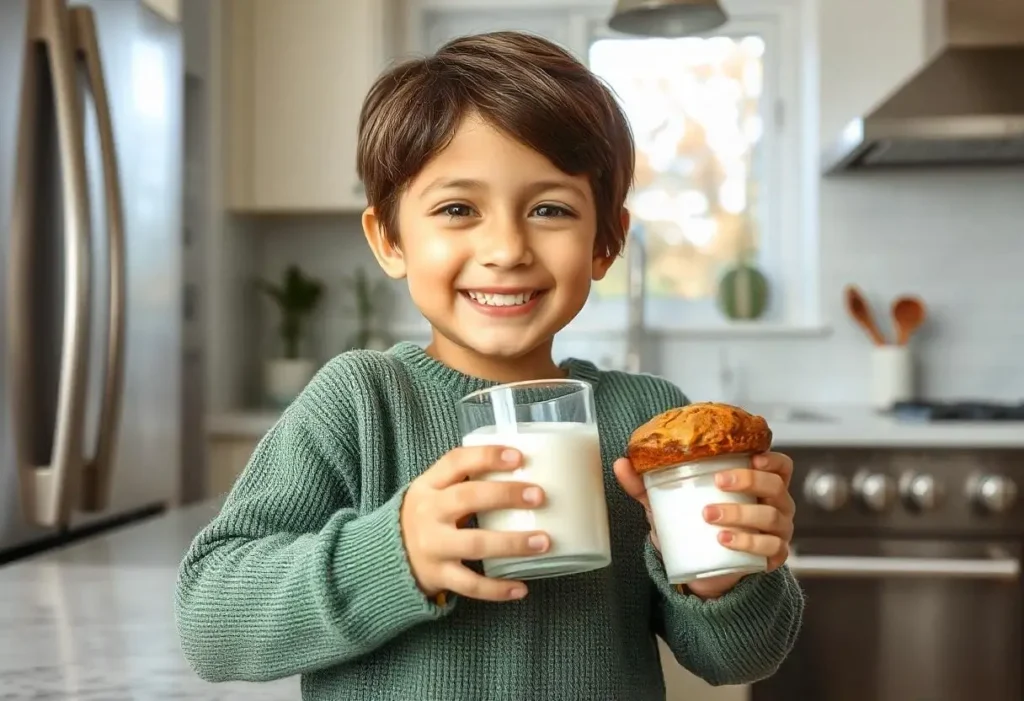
xmin=871 ymin=345 xmax=914 ymax=410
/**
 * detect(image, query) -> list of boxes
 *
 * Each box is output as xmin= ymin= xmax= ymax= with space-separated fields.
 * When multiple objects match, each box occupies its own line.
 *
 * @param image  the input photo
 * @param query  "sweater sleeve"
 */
xmin=645 ymin=539 xmax=804 ymax=685
xmin=629 ymin=374 xmax=804 ymax=684
xmin=174 ymin=396 xmax=453 ymax=683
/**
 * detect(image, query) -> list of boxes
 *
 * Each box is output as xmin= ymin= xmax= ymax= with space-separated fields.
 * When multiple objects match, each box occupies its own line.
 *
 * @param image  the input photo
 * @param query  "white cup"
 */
xmin=458 ymin=379 xmax=612 ymax=581
xmin=871 ymin=345 xmax=914 ymax=410
xmin=644 ymin=454 xmax=767 ymax=584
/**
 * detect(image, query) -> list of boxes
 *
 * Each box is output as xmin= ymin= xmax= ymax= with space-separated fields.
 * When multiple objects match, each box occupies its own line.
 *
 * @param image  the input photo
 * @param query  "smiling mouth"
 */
xmin=462 ymin=290 xmax=544 ymax=308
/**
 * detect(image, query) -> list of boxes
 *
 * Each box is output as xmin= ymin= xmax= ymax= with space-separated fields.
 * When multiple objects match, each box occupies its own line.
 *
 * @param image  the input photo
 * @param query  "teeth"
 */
xmin=466 ymin=291 xmax=536 ymax=307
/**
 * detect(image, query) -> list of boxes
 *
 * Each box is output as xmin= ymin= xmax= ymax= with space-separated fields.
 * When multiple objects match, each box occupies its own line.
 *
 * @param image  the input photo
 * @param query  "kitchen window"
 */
xmin=421 ymin=0 xmax=819 ymax=334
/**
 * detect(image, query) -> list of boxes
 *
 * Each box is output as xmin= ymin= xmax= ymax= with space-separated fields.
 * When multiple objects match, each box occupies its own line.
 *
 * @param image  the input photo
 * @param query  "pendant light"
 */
xmin=608 ymin=0 xmax=728 ymax=37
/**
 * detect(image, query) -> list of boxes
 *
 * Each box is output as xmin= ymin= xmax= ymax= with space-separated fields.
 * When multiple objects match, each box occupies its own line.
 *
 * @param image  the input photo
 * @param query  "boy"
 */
xmin=175 ymin=31 xmax=804 ymax=700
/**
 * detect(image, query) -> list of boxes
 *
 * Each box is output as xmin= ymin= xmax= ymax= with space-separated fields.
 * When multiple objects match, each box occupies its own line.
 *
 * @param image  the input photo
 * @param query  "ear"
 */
xmin=363 ymin=206 xmax=406 ymax=279
xmin=592 ymin=207 xmax=632 ymax=281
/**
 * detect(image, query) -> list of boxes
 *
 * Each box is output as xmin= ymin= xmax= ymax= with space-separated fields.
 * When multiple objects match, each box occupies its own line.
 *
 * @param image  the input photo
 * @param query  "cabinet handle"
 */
xmin=9 ymin=0 xmax=92 ymax=528
xmin=72 ymin=5 xmax=125 ymax=514
xmin=788 ymin=554 xmax=1020 ymax=581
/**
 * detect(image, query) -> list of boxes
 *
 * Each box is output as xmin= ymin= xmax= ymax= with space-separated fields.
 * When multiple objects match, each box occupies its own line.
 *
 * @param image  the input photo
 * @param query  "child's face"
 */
xmin=367 ymin=113 xmax=615 ymax=363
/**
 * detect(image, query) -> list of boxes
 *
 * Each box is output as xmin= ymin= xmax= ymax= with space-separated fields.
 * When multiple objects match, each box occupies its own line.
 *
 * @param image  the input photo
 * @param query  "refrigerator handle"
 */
xmin=6 ymin=0 xmax=92 ymax=529
xmin=71 ymin=7 xmax=125 ymax=513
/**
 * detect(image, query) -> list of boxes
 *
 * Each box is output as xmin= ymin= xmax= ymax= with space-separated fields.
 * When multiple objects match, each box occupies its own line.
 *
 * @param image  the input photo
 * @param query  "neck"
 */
xmin=425 ymin=332 xmax=565 ymax=384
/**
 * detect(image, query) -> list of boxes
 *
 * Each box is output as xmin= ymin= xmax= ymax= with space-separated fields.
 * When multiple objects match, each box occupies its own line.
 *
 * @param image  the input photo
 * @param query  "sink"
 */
xmin=784 ymin=408 xmax=836 ymax=423
xmin=756 ymin=406 xmax=837 ymax=423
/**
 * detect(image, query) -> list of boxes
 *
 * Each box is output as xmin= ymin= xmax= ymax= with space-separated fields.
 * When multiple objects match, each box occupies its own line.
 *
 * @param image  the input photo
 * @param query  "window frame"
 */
xmin=416 ymin=0 xmax=824 ymax=337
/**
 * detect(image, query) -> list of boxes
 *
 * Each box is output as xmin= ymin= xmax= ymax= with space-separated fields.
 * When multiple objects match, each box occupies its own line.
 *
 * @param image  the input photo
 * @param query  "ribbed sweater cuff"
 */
xmin=645 ymin=539 xmax=797 ymax=652
xmin=332 ymin=486 xmax=455 ymax=642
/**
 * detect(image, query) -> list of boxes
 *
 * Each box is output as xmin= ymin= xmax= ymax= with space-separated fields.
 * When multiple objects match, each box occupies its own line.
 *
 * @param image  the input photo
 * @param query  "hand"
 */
xmin=614 ymin=452 xmax=796 ymax=599
xmin=401 ymin=446 xmax=550 ymax=603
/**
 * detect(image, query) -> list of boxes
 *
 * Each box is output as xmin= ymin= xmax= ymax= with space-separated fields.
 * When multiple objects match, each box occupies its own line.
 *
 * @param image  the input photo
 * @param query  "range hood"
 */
xmin=823 ymin=0 xmax=1024 ymax=173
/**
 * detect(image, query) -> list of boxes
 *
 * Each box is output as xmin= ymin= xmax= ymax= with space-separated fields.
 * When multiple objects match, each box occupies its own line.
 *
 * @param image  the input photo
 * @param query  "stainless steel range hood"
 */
xmin=823 ymin=0 xmax=1024 ymax=173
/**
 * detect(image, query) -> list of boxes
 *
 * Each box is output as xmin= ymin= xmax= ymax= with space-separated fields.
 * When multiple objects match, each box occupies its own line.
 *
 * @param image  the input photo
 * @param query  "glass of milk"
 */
xmin=644 ymin=454 xmax=768 ymax=584
xmin=457 ymin=379 xmax=611 ymax=580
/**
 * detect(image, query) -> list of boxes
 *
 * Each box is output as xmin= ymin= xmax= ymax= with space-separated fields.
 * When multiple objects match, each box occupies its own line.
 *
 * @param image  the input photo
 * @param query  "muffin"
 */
xmin=627 ymin=402 xmax=772 ymax=474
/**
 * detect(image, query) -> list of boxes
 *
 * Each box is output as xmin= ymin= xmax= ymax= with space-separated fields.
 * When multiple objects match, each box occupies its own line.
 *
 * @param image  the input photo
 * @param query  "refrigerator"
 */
xmin=1 ymin=0 xmax=182 ymax=558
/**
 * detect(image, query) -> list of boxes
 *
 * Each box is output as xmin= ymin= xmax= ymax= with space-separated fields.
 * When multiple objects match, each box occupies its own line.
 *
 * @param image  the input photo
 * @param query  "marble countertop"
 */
xmin=0 ymin=501 xmax=298 ymax=699
xmin=207 ymin=404 xmax=1024 ymax=449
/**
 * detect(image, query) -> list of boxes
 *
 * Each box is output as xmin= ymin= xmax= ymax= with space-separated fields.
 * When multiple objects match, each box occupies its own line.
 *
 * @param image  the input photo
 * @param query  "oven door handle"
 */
xmin=787 ymin=554 xmax=1020 ymax=581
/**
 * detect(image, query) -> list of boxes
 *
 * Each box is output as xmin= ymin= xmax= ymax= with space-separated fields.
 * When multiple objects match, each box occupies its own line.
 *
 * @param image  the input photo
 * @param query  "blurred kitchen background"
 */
xmin=2 ymin=0 xmax=1023 ymax=699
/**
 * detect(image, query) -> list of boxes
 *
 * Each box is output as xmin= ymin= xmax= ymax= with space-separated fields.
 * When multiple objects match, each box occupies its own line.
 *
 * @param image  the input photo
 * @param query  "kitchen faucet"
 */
xmin=624 ymin=226 xmax=646 ymax=374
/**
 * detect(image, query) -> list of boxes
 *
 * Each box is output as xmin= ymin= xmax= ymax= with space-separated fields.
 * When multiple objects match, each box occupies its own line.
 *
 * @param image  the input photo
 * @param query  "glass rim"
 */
xmin=459 ymin=378 xmax=592 ymax=404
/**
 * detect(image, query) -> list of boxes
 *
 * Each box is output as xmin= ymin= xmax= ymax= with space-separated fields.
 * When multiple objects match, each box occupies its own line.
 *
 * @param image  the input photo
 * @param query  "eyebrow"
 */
xmin=419 ymin=177 xmax=588 ymax=201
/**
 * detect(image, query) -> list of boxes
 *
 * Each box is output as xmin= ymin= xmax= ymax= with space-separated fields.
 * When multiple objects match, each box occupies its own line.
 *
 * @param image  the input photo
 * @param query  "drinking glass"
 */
xmin=457 ymin=379 xmax=612 ymax=580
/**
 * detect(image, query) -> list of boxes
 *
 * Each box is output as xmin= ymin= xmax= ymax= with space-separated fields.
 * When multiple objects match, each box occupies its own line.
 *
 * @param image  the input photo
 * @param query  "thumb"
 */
xmin=613 ymin=457 xmax=650 ymax=511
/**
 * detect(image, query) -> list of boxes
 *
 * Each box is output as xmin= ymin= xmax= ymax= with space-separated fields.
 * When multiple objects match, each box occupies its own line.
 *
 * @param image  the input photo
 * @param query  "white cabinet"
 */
xmin=205 ymin=435 xmax=260 ymax=498
xmin=221 ymin=0 xmax=410 ymax=212
xmin=204 ymin=412 xmax=279 ymax=498
xmin=661 ymin=640 xmax=750 ymax=701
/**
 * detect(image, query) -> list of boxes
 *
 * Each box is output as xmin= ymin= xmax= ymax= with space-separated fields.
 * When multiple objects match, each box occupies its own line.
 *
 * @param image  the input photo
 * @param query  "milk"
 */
xmin=644 ymin=454 xmax=768 ymax=584
xmin=462 ymin=422 xmax=612 ymax=580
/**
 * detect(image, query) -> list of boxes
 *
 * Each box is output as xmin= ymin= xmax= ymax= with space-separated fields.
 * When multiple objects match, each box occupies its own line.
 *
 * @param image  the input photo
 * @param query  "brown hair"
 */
xmin=356 ymin=31 xmax=634 ymax=259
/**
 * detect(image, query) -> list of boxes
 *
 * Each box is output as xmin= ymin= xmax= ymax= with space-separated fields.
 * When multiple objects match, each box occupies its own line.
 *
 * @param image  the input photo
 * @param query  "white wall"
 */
xmin=231 ymin=0 xmax=1024 ymax=409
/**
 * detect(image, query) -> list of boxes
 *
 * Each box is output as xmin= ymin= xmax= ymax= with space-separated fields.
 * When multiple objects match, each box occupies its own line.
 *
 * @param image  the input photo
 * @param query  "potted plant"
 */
xmin=342 ymin=266 xmax=394 ymax=351
xmin=258 ymin=264 xmax=324 ymax=407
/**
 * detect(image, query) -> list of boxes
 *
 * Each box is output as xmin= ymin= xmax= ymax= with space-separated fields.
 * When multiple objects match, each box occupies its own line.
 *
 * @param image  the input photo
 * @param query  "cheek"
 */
xmin=540 ymin=234 xmax=597 ymax=289
xmin=401 ymin=229 xmax=464 ymax=297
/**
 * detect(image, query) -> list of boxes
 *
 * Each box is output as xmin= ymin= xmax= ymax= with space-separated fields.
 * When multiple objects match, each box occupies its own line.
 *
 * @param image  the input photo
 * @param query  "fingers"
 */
xmin=717 ymin=529 xmax=786 ymax=559
xmin=446 ymin=528 xmax=551 ymax=562
xmin=718 ymin=532 xmax=791 ymax=573
xmin=613 ymin=457 xmax=651 ymax=511
xmin=427 ymin=446 xmax=522 ymax=488
xmin=437 ymin=480 xmax=545 ymax=522
xmin=715 ymin=468 xmax=793 ymax=512
xmin=767 ymin=542 xmax=791 ymax=573
xmin=698 ymin=453 xmax=796 ymax=575
xmin=441 ymin=563 xmax=529 ymax=602
xmin=752 ymin=451 xmax=794 ymax=487
xmin=704 ymin=503 xmax=794 ymax=541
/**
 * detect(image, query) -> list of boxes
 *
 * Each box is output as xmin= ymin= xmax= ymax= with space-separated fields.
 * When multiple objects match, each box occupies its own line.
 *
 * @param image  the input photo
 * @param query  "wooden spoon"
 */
xmin=844 ymin=285 xmax=887 ymax=345
xmin=892 ymin=296 xmax=926 ymax=345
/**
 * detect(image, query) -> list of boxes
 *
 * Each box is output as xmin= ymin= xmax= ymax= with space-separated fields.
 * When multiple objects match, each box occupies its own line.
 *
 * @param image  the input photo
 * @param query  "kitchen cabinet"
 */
xmin=205 ymin=435 xmax=260 ymax=498
xmin=661 ymin=641 xmax=749 ymax=701
xmin=221 ymin=0 xmax=411 ymax=213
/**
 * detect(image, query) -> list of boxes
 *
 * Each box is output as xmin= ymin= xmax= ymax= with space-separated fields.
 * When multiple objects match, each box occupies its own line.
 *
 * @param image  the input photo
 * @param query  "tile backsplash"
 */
xmin=249 ymin=168 xmax=1024 ymax=407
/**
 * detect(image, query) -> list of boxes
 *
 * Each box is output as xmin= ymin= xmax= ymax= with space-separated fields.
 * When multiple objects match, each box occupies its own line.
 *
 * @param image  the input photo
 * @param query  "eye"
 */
xmin=532 ymin=204 xmax=574 ymax=218
xmin=437 ymin=203 xmax=475 ymax=219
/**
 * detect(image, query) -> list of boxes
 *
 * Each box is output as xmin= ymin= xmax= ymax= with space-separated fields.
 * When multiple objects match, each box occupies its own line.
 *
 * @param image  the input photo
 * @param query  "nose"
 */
xmin=474 ymin=216 xmax=533 ymax=269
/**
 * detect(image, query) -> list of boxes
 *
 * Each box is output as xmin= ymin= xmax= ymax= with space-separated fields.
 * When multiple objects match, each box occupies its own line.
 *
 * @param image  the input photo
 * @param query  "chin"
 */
xmin=459 ymin=333 xmax=546 ymax=359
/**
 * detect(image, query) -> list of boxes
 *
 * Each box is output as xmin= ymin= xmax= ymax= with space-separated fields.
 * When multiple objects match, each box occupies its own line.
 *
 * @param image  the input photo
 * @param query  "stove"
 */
xmin=892 ymin=400 xmax=1024 ymax=422
xmin=753 ymin=447 xmax=1024 ymax=701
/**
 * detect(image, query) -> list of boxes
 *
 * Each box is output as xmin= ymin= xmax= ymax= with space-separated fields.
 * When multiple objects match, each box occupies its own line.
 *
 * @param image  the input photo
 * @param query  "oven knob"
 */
xmin=899 ymin=471 xmax=944 ymax=512
xmin=852 ymin=471 xmax=896 ymax=512
xmin=967 ymin=474 xmax=1018 ymax=514
xmin=803 ymin=470 xmax=849 ymax=511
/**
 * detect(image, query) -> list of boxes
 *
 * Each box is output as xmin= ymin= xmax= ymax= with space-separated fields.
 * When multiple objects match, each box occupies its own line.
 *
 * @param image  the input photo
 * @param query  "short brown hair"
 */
xmin=356 ymin=31 xmax=634 ymax=259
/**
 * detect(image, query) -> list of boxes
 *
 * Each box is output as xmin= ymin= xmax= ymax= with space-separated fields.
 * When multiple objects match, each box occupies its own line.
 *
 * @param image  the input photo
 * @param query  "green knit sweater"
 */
xmin=175 ymin=342 xmax=803 ymax=700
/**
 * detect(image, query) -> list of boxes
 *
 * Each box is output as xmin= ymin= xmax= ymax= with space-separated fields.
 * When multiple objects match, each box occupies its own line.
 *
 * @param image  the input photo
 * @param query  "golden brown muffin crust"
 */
xmin=627 ymin=402 xmax=772 ymax=474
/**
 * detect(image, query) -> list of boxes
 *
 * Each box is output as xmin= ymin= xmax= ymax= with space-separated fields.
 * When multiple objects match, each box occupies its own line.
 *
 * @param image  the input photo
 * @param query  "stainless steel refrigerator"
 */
xmin=1 ymin=0 xmax=181 ymax=558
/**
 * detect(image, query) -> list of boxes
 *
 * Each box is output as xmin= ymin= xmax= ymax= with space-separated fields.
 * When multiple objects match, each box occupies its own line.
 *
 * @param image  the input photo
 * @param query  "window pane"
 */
xmin=589 ymin=35 xmax=767 ymax=303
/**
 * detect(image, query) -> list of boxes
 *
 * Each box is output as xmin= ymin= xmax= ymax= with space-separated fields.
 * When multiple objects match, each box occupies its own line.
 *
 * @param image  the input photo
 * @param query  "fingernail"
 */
xmin=509 ymin=586 xmax=527 ymax=599
xmin=716 ymin=473 xmax=734 ymax=487
xmin=704 ymin=506 xmax=722 ymax=522
xmin=501 ymin=449 xmax=519 ymax=466
xmin=527 ymin=534 xmax=549 ymax=551
xmin=719 ymin=531 xmax=734 ymax=544
xmin=523 ymin=487 xmax=542 ymax=505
